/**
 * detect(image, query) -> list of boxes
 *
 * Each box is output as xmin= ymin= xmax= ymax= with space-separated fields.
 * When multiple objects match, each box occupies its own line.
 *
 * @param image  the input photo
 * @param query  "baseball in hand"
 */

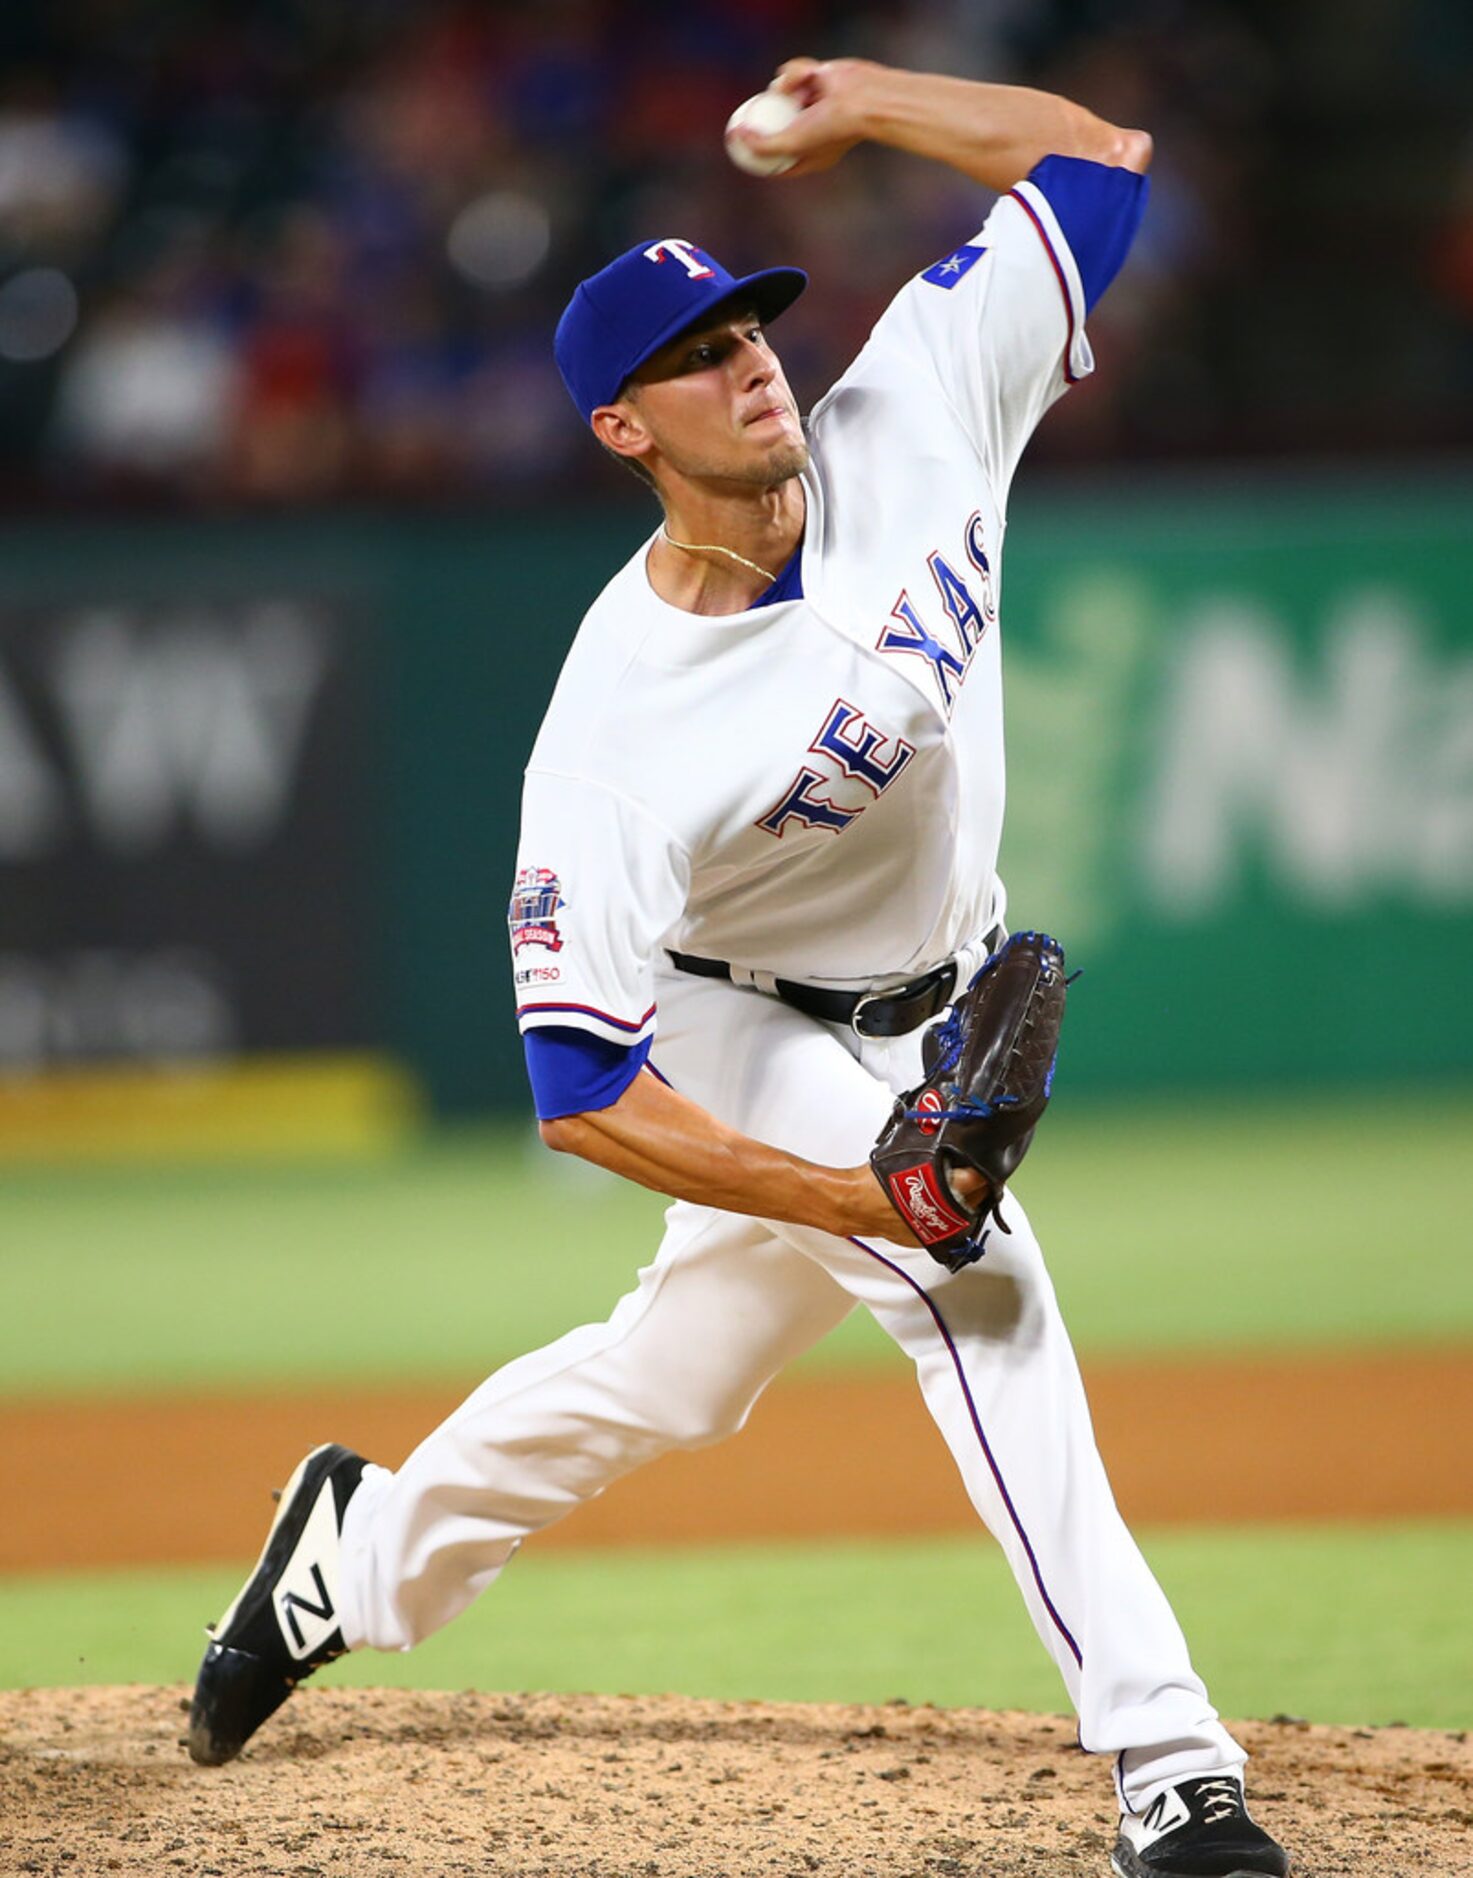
xmin=725 ymin=90 xmax=800 ymax=176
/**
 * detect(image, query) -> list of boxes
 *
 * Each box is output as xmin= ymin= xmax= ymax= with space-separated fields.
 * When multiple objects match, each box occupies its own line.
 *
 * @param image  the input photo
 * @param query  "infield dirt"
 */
xmin=2 ymin=1685 xmax=1470 ymax=1876
xmin=3 ymin=1346 xmax=1470 ymax=1571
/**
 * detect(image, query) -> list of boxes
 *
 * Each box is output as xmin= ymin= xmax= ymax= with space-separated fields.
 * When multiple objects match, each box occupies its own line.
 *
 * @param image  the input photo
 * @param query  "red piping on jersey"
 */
xmin=1007 ymin=187 xmax=1081 ymax=385
xmin=849 ymin=1233 xmax=1084 ymax=1668
xmin=516 ymin=1000 xmax=656 ymax=1034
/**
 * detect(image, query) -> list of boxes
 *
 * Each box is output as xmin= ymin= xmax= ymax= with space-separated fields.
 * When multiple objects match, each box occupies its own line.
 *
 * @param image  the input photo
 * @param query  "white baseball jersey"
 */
xmin=510 ymin=158 xmax=1134 ymax=1081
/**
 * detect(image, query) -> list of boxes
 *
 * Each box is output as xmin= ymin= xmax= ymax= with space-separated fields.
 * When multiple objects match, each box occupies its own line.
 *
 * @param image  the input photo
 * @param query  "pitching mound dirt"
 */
xmin=1 ymin=1687 xmax=1469 ymax=1876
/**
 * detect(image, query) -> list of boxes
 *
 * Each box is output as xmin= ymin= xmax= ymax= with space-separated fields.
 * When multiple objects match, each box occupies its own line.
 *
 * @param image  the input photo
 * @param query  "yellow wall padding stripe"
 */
xmin=0 ymin=1054 xmax=423 ymax=1163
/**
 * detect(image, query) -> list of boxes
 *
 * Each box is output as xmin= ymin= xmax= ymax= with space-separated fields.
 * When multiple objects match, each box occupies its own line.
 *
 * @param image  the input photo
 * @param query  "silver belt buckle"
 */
xmin=852 ymin=953 xmax=966 ymax=1041
xmin=850 ymin=986 xmax=888 ymax=1040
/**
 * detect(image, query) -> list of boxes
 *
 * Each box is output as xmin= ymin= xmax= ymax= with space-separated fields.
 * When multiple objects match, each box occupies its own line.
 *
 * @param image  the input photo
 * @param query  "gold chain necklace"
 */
xmin=658 ymin=523 xmax=778 ymax=587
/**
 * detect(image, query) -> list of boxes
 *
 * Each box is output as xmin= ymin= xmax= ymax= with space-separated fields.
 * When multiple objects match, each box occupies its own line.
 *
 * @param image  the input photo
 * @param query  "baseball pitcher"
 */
xmin=188 ymin=58 xmax=1290 ymax=1878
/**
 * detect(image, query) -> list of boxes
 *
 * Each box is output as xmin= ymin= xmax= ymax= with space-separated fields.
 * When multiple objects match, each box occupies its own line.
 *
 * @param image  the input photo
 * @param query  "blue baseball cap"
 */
xmin=554 ymin=237 xmax=807 ymax=423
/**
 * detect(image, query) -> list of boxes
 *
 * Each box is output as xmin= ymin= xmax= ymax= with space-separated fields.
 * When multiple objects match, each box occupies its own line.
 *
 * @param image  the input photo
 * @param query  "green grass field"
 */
xmin=3 ymin=1090 xmax=1470 ymax=1725
xmin=5 ymin=1524 xmax=1470 ymax=1729
xmin=3 ymin=1090 xmax=1470 ymax=1397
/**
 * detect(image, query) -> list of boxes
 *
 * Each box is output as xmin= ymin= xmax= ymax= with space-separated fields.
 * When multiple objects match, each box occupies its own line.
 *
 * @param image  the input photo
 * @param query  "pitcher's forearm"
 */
xmin=539 ymin=1066 xmax=908 ymax=1241
xmin=763 ymin=59 xmax=1152 ymax=190
xmin=859 ymin=67 xmax=1152 ymax=187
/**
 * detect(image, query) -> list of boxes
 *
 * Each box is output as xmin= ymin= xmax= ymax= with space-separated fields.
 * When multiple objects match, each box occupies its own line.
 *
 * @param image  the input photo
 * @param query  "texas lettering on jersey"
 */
xmin=756 ymin=510 xmax=999 ymax=840
xmin=756 ymin=698 xmax=915 ymax=838
xmin=878 ymin=510 xmax=998 ymax=714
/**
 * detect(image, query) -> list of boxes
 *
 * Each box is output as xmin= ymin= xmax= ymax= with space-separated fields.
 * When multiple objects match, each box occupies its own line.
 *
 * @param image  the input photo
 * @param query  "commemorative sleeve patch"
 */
xmin=508 ymin=865 xmax=566 ymax=954
xmin=921 ymin=244 xmax=986 ymax=289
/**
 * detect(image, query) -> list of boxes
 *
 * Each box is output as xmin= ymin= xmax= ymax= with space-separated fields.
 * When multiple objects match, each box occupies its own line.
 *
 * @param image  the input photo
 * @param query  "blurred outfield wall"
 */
xmin=0 ymin=471 xmax=1470 ymax=1132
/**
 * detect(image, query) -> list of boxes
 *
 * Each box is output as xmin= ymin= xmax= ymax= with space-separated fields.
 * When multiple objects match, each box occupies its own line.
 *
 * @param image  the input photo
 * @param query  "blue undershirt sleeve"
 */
xmin=524 ymin=1025 xmax=652 ymax=1121
xmin=1026 ymin=154 xmax=1150 ymax=312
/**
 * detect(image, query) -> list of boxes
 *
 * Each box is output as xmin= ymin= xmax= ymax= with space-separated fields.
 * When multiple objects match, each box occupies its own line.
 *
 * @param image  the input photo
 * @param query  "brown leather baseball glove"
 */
xmin=869 ymin=931 xmax=1071 ymax=1272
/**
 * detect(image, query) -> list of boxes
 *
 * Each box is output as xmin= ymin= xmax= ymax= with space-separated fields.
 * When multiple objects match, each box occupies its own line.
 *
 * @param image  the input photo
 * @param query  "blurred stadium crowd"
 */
xmin=0 ymin=0 xmax=1468 ymax=507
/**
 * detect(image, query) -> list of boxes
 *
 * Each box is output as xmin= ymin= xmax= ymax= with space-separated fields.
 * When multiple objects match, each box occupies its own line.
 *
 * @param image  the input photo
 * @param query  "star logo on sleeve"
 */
xmin=921 ymin=244 xmax=987 ymax=289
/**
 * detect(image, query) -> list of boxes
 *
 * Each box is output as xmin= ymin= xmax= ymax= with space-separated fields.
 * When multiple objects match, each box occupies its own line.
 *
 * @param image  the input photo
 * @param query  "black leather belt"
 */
xmin=665 ymin=945 xmax=984 ymax=1040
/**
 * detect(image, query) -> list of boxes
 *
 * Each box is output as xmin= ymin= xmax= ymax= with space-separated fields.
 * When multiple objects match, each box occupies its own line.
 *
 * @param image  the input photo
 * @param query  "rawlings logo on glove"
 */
xmin=889 ymin=1163 xmax=972 ymax=1240
xmin=870 ymin=931 xmax=1071 ymax=1273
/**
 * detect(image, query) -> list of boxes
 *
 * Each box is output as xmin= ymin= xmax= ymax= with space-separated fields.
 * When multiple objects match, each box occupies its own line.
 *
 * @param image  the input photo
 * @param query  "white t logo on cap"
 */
xmin=642 ymin=239 xmax=715 ymax=281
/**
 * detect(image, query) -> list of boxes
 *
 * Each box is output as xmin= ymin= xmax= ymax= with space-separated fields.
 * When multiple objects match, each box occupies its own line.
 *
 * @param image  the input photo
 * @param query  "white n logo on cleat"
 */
xmin=272 ymin=1482 xmax=343 ymax=1660
xmin=280 ymin=1562 xmax=334 ymax=1653
xmin=1141 ymin=1786 xmax=1193 ymax=1841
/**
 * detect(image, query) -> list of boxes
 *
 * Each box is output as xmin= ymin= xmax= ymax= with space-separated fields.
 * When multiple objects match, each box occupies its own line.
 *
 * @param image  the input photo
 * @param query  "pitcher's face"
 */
xmin=616 ymin=309 xmax=807 ymax=489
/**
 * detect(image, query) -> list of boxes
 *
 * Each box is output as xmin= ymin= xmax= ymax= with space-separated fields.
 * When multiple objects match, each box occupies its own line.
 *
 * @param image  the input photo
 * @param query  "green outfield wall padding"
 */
xmin=3 ymin=473 xmax=1471 ymax=1113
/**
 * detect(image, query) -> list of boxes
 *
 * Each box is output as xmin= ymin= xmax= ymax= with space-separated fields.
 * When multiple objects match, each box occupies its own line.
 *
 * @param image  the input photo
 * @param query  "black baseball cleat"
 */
xmin=1112 ymin=1775 xmax=1290 ymax=1878
xmin=186 ymin=1442 xmax=367 ymax=1766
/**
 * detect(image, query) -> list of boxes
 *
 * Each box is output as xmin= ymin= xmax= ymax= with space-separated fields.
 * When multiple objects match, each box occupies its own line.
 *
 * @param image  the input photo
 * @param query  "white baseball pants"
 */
xmin=338 ymin=966 xmax=1244 ymax=1811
